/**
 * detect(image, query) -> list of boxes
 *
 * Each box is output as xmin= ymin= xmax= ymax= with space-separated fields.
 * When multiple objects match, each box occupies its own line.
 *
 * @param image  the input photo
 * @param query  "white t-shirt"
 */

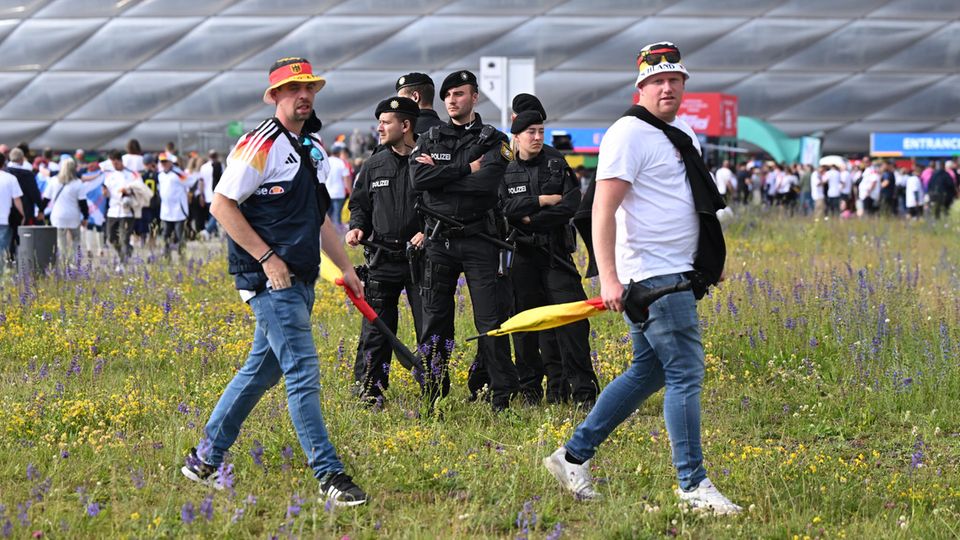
xmin=840 ymin=170 xmax=852 ymax=195
xmin=595 ymin=115 xmax=700 ymax=283
xmin=122 ymin=153 xmax=145 ymax=172
xmin=200 ymin=161 xmax=217 ymax=203
xmin=325 ymin=156 xmax=348 ymax=199
xmin=42 ymin=179 xmax=87 ymax=229
xmin=715 ymin=166 xmax=734 ymax=195
xmin=104 ymin=169 xmax=140 ymax=218
xmin=905 ymin=174 xmax=922 ymax=208
xmin=859 ymin=168 xmax=879 ymax=201
xmin=0 ymin=170 xmax=23 ymax=226
xmin=810 ymin=171 xmax=824 ymax=200
xmin=216 ymin=121 xmax=331 ymax=206
xmin=825 ymin=169 xmax=842 ymax=198
xmin=158 ymin=169 xmax=192 ymax=222
xmin=777 ymin=173 xmax=797 ymax=195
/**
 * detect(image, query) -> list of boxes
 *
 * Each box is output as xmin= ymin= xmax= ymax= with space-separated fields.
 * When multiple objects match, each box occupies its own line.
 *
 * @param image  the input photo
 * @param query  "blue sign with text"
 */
xmin=871 ymin=132 xmax=960 ymax=157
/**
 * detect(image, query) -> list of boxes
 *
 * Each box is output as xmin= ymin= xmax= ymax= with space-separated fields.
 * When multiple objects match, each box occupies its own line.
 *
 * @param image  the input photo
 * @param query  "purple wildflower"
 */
xmin=85 ymin=503 xmax=99 ymax=517
xmin=26 ymin=463 xmax=38 ymax=481
xmin=250 ymin=440 xmax=265 ymax=469
xmin=231 ymin=507 xmax=244 ymax=523
xmin=287 ymin=494 xmax=303 ymax=518
xmin=199 ymin=495 xmax=214 ymax=521
xmin=181 ymin=502 xmax=195 ymax=524
xmin=216 ymin=463 xmax=234 ymax=493
xmin=546 ymin=523 xmax=564 ymax=540
xmin=177 ymin=402 xmax=190 ymax=415
xmin=130 ymin=468 xmax=145 ymax=489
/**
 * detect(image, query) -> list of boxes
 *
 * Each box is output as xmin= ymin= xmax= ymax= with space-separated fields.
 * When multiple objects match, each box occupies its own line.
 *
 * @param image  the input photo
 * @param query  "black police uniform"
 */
xmin=349 ymin=146 xmax=424 ymax=403
xmin=411 ymin=113 xmax=520 ymax=410
xmin=502 ymin=144 xmax=599 ymax=404
xmin=414 ymin=109 xmax=443 ymax=136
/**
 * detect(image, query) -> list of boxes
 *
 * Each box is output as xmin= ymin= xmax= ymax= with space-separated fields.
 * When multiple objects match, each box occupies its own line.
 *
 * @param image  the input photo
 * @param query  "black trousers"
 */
xmin=106 ymin=216 xmax=134 ymax=262
xmin=161 ymin=219 xmax=185 ymax=257
xmin=419 ymin=235 xmax=518 ymax=409
xmin=510 ymin=246 xmax=599 ymax=404
xmin=352 ymin=260 xmax=423 ymax=401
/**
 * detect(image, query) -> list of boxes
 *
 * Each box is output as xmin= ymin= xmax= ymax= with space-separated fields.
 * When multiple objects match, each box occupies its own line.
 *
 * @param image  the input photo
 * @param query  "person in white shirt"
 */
xmin=198 ymin=150 xmax=223 ymax=238
xmin=810 ymin=165 xmax=826 ymax=217
xmin=41 ymin=158 xmax=89 ymax=265
xmin=103 ymin=150 xmax=141 ymax=265
xmin=824 ymin=165 xmax=842 ymax=215
xmin=905 ymin=166 xmax=923 ymax=218
xmin=0 ymin=153 xmax=25 ymax=272
xmin=157 ymin=152 xmax=194 ymax=257
xmin=325 ymin=147 xmax=352 ymax=227
xmin=122 ymin=139 xmax=145 ymax=173
xmin=858 ymin=160 xmax=880 ymax=215
xmin=714 ymin=160 xmax=734 ymax=203
xmin=543 ymin=41 xmax=740 ymax=515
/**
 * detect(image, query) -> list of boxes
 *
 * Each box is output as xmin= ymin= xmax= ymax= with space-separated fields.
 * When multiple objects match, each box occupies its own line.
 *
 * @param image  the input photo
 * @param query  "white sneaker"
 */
xmin=676 ymin=478 xmax=742 ymax=515
xmin=543 ymin=447 xmax=600 ymax=500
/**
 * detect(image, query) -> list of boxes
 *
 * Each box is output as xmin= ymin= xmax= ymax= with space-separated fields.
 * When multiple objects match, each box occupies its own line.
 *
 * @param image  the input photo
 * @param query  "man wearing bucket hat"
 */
xmin=182 ymin=57 xmax=369 ymax=507
xmin=544 ymin=42 xmax=740 ymax=514
xmin=346 ymin=97 xmax=426 ymax=405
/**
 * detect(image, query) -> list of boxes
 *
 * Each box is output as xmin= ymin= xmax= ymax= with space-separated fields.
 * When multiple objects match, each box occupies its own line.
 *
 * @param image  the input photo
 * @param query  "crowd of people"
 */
xmin=710 ymin=157 xmax=959 ymax=219
xmin=0 ymin=139 xmax=227 ymax=273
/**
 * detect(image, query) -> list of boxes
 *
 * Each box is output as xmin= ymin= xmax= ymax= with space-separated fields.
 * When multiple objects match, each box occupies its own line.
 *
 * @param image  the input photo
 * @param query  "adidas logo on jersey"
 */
xmin=285 ymin=153 xmax=298 ymax=164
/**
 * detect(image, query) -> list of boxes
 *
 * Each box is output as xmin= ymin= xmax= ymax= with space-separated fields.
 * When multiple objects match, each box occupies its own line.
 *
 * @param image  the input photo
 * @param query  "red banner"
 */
xmin=634 ymin=92 xmax=738 ymax=137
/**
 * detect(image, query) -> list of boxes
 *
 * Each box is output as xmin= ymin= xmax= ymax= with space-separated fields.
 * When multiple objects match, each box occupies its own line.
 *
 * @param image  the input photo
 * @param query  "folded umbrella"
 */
xmin=320 ymin=253 xmax=422 ymax=373
xmin=467 ymin=280 xmax=692 ymax=340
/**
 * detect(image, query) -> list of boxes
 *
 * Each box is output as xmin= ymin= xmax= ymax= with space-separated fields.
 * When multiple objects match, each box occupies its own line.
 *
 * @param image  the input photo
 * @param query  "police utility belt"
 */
xmin=426 ymin=215 xmax=490 ymax=239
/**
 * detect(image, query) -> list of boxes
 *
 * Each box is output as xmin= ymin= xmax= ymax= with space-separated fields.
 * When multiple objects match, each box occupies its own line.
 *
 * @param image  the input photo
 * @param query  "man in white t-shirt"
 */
xmin=102 ymin=149 xmax=141 ymax=265
xmin=157 ymin=152 xmax=193 ymax=257
xmin=325 ymin=147 xmax=352 ymax=227
xmin=0 ymin=153 xmax=25 ymax=272
xmin=543 ymin=41 xmax=740 ymax=515
xmin=810 ymin=166 xmax=826 ymax=217
xmin=714 ymin=160 xmax=734 ymax=203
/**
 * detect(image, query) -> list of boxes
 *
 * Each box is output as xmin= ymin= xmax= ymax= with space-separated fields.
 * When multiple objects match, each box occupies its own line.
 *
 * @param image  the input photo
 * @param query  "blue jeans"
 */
xmin=201 ymin=281 xmax=344 ymax=478
xmin=0 ymin=225 xmax=10 ymax=271
xmin=565 ymin=272 xmax=707 ymax=491
xmin=327 ymin=198 xmax=345 ymax=226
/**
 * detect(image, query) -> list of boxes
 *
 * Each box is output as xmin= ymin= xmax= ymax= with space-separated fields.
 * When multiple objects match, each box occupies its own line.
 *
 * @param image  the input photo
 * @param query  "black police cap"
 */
xmin=396 ymin=72 xmax=433 ymax=91
xmin=510 ymin=110 xmax=545 ymax=134
xmin=439 ymin=70 xmax=478 ymax=99
xmin=512 ymin=93 xmax=546 ymax=121
xmin=374 ymin=96 xmax=420 ymax=120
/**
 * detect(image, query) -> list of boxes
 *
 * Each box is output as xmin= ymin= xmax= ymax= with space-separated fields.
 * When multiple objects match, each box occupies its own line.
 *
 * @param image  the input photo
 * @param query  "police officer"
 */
xmin=410 ymin=69 xmax=520 ymax=411
xmin=395 ymin=72 xmax=444 ymax=136
xmin=502 ymin=101 xmax=599 ymax=406
xmin=346 ymin=97 xmax=425 ymax=405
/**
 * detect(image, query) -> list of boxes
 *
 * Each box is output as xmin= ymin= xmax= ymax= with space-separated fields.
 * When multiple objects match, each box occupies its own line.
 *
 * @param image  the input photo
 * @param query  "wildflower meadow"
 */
xmin=1 ymin=209 xmax=959 ymax=539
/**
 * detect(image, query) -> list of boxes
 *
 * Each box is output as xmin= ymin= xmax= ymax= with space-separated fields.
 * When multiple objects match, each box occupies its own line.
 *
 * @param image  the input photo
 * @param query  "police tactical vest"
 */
xmin=359 ymin=150 xmax=420 ymax=243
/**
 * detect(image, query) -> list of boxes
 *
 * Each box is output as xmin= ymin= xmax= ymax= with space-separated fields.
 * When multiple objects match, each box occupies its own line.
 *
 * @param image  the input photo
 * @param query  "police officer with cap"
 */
xmin=411 ymin=69 xmax=520 ymax=411
xmin=502 ymin=96 xmax=599 ymax=406
xmin=346 ymin=96 xmax=425 ymax=405
xmin=396 ymin=72 xmax=444 ymax=136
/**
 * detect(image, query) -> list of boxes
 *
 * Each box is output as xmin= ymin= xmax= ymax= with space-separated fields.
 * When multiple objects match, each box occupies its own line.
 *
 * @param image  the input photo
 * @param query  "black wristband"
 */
xmin=258 ymin=248 xmax=274 ymax=264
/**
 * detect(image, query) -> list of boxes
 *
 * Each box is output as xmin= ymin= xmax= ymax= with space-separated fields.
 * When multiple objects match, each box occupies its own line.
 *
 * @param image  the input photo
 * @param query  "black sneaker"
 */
xmin=319 ymin=472 xmax=368 ymax=507
xmin=181 ymin=447 xmax=223 ymax=490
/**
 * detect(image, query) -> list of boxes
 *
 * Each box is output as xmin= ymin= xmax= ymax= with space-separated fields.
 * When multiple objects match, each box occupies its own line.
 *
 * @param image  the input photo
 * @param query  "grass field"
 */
xmin=2 ymin=208 xmax=959 ymax=539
